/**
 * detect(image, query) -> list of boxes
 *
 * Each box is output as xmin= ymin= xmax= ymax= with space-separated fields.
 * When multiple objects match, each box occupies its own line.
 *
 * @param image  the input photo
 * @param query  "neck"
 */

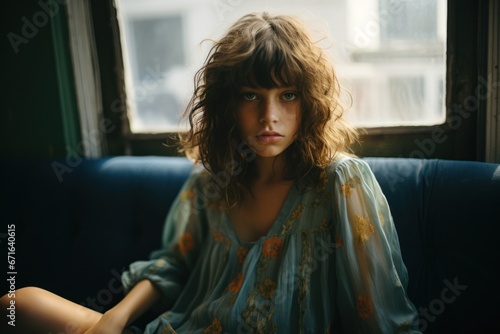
xmin=252 ymin=154 xmax=288 ymax=184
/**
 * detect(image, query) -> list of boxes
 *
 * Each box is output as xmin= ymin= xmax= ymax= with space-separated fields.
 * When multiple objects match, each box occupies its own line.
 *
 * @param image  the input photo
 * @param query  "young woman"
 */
xmin=1 ymin=12 xmax=421 ymax=333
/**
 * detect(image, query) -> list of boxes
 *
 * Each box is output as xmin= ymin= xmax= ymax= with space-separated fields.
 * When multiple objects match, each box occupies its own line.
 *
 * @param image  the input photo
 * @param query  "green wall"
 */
xmin=2 ymin=1 xmax=80 ymax=159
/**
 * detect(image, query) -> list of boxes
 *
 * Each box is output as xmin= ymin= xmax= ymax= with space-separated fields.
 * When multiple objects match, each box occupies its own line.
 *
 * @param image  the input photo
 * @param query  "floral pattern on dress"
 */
xmin=148 ymin=259 xmax=166 ymax=274
xmin=178 ymin=232 xmax=194 ymax=254
xmin=291 ymin=204 xmax=303 ymax=220
xmin=212 ymin=231 xmax=224 ymax=242
xmin=335 ymin=235 xmax=344 ymax=248
xmin=320 ymin=219 xmax=331 ymax=229
xmin=212 ymin=229 xmax=231 ymax=247
xmin=298 ymin=232 xmax=313 ymax=330
xmin=241 ymin=235 xmax=282 ymax=332
xmin=341 ymin=176 xmax=361 ymax=198
xmin=259 ymin=279 xmax=277 ymax=299
xmin=356 ymin=294 xmax=374 ymax=319
xmin=316 ymin=169 xmax=329 ymax=192
xmin=262 ymin=236 xmax=283 ymax=258
xmin=180 ymin=189 xmax=195 ymax=201
xmin=378 ymin=210 xmax=386 ymax=227
xmin=241 ymin=291 xmax=277 ymax=334
xmin=396 ymin=321 xmax=412 ymax=333
xmin=237 ymin=246 xmax=249 ymax=263
xmin=309 ymin=191 xmax=332 ymax=208
xmin=160 ymin=324 xmax=177 ymax=334
xmin=203 ymin=318 xmax=222 ymax=334
xmin=228 ymin=273 xmax=243 ymax=293
xmin=354 ymin=215 xmax=374 ymax=243
xmin=281 ymin=203 xmax=304 ymax=235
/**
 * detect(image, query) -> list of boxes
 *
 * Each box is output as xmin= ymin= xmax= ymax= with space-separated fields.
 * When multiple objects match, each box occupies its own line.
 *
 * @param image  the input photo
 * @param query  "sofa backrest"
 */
xmin=2 ymin=156 xmax=192 ymax=312
xmin=365 ymin=157 xmax=500 ymax=333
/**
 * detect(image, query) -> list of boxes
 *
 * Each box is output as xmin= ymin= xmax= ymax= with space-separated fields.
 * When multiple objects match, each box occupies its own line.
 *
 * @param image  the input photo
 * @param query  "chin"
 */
xmin=251 ymin=143 xmax=295 ymax=158
xmin=253 ymin=149 xmax=286 ymax=159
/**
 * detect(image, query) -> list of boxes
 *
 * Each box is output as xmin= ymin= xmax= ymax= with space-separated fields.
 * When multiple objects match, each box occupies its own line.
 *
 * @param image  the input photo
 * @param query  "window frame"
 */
xmin=90 ymin=0 xmax=491 ymax=161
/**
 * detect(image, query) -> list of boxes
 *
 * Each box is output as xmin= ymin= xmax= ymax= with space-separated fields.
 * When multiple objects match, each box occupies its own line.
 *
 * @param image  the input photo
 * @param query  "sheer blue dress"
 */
xmin=122 ymin=156 xmax=421 ymax=333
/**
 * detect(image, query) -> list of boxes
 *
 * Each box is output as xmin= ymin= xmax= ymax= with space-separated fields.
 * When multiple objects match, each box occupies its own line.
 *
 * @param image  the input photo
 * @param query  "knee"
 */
xmin=3 ymin=286 xmax=41 ymax=299
xmin=1 ymin=287 xmax=45 ymax=311
xmin=0 ymin=288 xmax=35 ymax=331
xmin=13 ymin=286 xmax=45 ymax=296
xmin=0 ymin=289 xmax=17 ymax=310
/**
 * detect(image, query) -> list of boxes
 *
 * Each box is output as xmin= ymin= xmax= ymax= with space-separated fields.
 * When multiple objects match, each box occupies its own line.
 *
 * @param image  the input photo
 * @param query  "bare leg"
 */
xmin=0 ymin=287 xmax=102 ymax=334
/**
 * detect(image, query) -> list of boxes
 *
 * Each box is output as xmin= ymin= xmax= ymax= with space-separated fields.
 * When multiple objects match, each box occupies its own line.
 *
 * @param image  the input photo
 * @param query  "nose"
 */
xmin=259 ymin=98 xmax=279 ymax=124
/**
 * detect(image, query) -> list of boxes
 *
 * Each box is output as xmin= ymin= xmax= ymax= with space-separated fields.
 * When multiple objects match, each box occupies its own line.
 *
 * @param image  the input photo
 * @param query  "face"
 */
xmin=235 ymin=86 xmax=301 ymax=159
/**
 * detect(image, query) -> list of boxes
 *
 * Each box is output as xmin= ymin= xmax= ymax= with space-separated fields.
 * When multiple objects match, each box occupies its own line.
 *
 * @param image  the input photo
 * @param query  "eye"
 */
xmin=242 ymin=92 xmax=258 ymax=101
xmin=282 ymin=92 xmax=298 ymax=101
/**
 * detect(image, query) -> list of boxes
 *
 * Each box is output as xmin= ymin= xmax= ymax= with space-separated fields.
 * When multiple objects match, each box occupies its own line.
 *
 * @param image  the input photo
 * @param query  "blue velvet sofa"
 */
xmin=1 ymin=156 xmax=499 ymax=333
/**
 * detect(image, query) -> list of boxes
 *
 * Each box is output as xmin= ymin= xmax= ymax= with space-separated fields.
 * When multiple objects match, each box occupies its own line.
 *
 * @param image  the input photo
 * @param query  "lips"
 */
xmin=256 ymin=130 xmax=284 ymax=143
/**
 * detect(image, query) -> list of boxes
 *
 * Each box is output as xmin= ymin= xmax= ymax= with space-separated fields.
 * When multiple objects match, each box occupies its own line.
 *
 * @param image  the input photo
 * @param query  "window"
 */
xmin=125 ymin=15 xmax=186 ymax=132
xmin=343 ymin=0 xmax=447 ymax=127
xmin=116 ymin=0 xmax=446 ymax=133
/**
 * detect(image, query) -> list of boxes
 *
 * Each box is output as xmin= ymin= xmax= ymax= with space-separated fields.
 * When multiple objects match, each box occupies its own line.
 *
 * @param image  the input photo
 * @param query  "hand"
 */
xmin=83 ymin=310 xmax=128 ymax=334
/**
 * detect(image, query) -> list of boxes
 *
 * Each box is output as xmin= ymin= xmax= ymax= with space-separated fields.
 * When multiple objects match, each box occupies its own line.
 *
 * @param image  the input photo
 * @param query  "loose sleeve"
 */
xmin=121 ymin=170 xmax=207 ymax=308
xmin=332 ymin=158 xmax=421 ymax=333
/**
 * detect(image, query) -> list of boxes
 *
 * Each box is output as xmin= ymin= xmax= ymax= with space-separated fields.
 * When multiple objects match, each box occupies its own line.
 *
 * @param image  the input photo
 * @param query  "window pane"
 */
xmin=129 ymin=16 xmax=185 ymax=131
xmin=116 ymin=0 xmax=447 ymax=133
xmin=380 ymin=0 xmax=438 ymax=43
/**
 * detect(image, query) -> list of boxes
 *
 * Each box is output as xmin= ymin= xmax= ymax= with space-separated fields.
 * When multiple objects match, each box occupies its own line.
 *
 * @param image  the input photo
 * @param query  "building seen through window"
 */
xmin=116 ymin=0 xmax=447 ymax=133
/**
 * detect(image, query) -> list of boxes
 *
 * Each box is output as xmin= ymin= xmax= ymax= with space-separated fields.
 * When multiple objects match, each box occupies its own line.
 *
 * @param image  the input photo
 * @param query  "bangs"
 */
xmin=231 ymin=39 xmax=303 ymax=89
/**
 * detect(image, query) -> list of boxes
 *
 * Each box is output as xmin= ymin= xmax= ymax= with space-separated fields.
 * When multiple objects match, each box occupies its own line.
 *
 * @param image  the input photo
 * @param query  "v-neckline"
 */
xmin=223 ymin=183 xmax=298 ymax=246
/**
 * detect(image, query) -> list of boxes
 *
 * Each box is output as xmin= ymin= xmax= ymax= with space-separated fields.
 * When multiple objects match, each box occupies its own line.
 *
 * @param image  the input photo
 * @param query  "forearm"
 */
xmin=107 ymin=279 xmax=162 ymax=328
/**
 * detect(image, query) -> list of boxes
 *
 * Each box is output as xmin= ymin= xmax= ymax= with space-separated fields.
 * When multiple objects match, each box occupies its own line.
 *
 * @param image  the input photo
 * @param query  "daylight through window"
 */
xmin=116 ymin=0 xmax=447 ymax=133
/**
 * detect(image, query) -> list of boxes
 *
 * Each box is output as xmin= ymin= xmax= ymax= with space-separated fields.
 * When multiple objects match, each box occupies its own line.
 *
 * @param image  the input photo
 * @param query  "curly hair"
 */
xmin=178 ymin=12 xmax=358 ymax=207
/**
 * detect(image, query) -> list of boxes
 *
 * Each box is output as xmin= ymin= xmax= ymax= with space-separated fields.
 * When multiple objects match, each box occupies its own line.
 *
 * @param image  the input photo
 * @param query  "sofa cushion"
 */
xmin=365 ymin=157 xmax=500 ymax=333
